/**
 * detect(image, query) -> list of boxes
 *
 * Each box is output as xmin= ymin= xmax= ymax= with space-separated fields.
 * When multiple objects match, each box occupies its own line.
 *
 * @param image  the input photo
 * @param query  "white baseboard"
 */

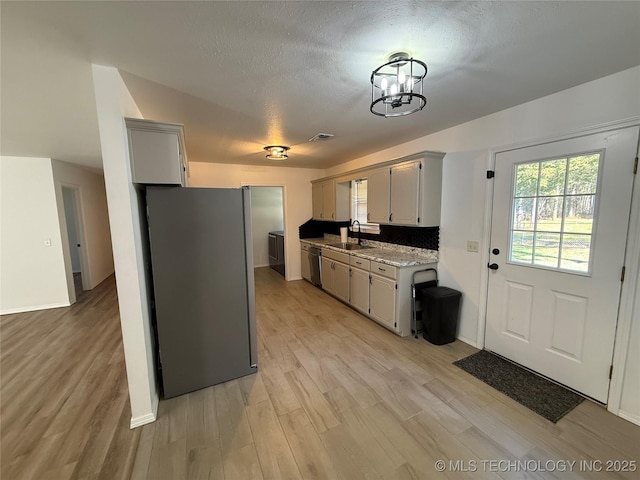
xmin=457 ymin=335 xmax=478 ymax=349
xmin=1 ymin=301 xmax=71 ymax=315
xmin=617 ymin=410 xmax=640 ymax=427
xmin=130 ymin=391 xmax=159 ymax=429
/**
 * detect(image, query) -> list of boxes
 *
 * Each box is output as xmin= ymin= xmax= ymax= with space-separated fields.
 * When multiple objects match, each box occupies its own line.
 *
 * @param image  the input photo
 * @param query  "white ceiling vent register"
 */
xmin=308 ymin=133 xmax=335 ymax=142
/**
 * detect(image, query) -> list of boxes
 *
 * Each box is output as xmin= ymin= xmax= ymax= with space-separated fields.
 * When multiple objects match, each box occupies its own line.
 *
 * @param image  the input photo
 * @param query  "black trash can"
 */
xmin=418 ymin=286 xmax=461 ymax=345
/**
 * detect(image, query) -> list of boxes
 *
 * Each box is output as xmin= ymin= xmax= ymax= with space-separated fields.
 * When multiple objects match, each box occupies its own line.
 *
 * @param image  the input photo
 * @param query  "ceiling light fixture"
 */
xmin=370 ymin=52 xmax=427 ymax=118
xmin=264 ymin=145 xmax=290 ymax=160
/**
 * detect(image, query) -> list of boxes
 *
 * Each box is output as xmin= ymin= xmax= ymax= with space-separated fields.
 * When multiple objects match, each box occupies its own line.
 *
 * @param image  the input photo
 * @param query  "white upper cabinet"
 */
xmin=388 ymin=154 xmax=443 ymax=227
xmin=367 ymin=167 xmax=391 ymax=224
xmin=312 ymin=182 xmax=323 ymax=219
xmin=125 ymin=118 xmax=188 ymax=186
xmin=390 ymin=160 xmax=420 ymax=225
xmin=311 ymin=179 xmax=350 ymax=221
xmin=311 ymin=151 xmax=443 ymax=226
xmin=321 ymin=181 xmax=336 ymax=220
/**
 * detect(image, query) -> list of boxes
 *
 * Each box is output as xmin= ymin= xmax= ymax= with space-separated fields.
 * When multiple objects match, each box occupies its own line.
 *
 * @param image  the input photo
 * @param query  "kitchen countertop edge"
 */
xmin=300 ymin=238 xmax=438 ymax=267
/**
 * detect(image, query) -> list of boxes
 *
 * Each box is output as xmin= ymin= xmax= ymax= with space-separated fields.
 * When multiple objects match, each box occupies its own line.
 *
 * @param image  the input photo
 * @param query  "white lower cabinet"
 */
xmin=321 ymin=256 xmax=334 ymax=293
xmin=369 ymin=273 xmax=397 ymax=330
xmin=350 ymin=266 xmax=370 ymax=314
xmin=333 ymin=261 xmax=350 ymax=304
xmin=301 ymin=244 xmax=311 ymax=281
xmin=321 ymin=246 xmax=436 ymax=337
xmin=321 ymin=248 xmax=349 ymax=303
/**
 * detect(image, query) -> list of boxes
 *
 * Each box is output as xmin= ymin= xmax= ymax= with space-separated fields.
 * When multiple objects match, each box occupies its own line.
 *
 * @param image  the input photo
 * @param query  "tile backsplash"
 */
xmin=299 ymin=219 xmax=439 ymax=250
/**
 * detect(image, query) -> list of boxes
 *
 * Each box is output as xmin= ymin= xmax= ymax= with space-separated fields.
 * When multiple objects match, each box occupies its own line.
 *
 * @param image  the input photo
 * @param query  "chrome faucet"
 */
xmin=351 ymin=220 xmax=362 ymax=245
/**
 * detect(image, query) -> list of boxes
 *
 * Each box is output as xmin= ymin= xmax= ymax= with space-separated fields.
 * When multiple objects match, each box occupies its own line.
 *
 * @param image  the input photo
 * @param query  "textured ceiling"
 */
xmin=2 ymin=1 xmax=639 ymax=170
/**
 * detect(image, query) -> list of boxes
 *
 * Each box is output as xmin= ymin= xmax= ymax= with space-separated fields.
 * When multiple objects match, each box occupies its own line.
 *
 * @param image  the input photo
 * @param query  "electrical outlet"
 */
xmin=467 ymin=240 xmax=479 ymax=253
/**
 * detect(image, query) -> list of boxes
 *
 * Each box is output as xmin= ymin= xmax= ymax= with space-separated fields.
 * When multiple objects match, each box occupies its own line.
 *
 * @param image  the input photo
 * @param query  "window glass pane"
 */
xmin=560 ymin=234 xmax=591 ymax=273
xmin=352 ymin=179 xmax=368 ymax=224
xmin=538 ymin=158 xmax=566 ymax=196
xmin=510 ymin=231 xmax=533 ymax=264
xmin=533 ymin=232 xmax=560 ymax=268
xmin=563 ymin=195 xmax=595 ymax=234
xmin=508 ymin=153 xmax=598 ymax=275
xmin=535 ymin=197 xmax=563 ymax=232
xmin=514 ymin=163 xmax=539 ymax=197
xmin=513 ymin=198 xmax=535 ymax=230
xmin=567 ymin=154 xmax=599 ymax=194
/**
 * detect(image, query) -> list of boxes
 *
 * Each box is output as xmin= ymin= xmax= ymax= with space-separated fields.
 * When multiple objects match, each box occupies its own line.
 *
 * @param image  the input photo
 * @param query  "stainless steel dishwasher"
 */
xmin=308 ymin=246 xmax=322 ymax=287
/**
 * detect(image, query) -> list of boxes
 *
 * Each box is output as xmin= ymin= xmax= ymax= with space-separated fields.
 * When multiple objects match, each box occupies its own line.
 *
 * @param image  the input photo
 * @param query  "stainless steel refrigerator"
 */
xmin=146 ymin=186 xmax=257 ymax=398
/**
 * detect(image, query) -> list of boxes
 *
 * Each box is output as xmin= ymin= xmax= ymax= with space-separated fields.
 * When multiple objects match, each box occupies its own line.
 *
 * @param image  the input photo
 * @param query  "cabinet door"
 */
xmin=321 ymin=256 xmax=334 ymax=294
xmin=390 ymin=160 xmax=420 ymax=225
xmin=333 ymin=261 xmax=350 ymax=303
xmin=367 ymin=167 xmax=390 ymax=224
xmin=312 ymin=183 xmax=323 ymax=220
xmin=129 ymin=129 xmax=184 ymax=185
xmin=322 ymin=181 xmax=336 ymax=220
xmin=301 ymin=251 xmax=311 ymax=281
xmin=350 ymin=267 xmax=370 ymax=314
xmin=369 ymin=273 xmax=396 ymax=330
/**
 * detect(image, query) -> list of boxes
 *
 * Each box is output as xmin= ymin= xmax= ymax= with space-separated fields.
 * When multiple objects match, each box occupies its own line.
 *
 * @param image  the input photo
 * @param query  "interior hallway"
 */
xmin=2 ymin=268 xmax=638 ymax=479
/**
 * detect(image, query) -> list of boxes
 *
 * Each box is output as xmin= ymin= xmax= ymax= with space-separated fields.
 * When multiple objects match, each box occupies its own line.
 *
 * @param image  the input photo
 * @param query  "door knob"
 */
xmin=488 ymin=263 xmax=499 ymax=270
xmin=492 ymin=248 xmax=500 ymax=255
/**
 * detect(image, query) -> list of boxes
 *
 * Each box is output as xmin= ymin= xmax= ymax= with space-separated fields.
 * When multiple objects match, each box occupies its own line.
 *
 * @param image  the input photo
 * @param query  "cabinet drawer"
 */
xmin=301 ymin=242 xmax=310 ymax=252
xmin=322 ymin=248 xmax=350 ymax=264
xmin=370 ymin=261 xmax=397 ymax=279
xmin=350 ymin=256 xmax=370 ymax=270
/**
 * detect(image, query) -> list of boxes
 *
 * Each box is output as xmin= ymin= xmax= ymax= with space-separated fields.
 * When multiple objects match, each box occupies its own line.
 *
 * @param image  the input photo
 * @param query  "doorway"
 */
xmin=249 ymin=186 xmax=285 ymax=271
xmin=61 ymin=186 xmax=88 ymax=299
xmin=485 ymin=127 xmax=639 ymax=403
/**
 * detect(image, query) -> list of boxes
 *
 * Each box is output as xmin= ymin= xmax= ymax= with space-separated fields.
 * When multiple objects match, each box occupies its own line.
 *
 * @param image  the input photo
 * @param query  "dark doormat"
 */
xmin=453 ymin=350 xmax=584 ymax=423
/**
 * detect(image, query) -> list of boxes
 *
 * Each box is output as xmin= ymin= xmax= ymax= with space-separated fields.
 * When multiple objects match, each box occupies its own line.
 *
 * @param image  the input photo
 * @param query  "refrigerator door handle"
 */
xmin=242 ymin=187 xmax=258 ymax=369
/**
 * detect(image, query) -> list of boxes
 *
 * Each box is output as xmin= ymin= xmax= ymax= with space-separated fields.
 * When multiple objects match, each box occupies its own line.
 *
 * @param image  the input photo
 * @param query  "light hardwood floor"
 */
xmin=2 ymin=268 xmax=639 ymax=479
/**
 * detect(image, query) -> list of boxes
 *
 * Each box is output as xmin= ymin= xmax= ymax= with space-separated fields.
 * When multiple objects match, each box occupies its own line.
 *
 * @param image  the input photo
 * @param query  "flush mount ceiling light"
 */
xmin=370 ymin=51 xmax=427 ymax=118
xmin=264 ymin=145 xmax=290 ymax=160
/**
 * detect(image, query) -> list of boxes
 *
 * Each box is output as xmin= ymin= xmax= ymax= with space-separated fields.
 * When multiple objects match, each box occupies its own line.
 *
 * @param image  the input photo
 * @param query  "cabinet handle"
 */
xmin=389 ymin=213 xmax=393 ymax=222
xmin=332 ymin=212 xmax=335 ymax=219
xmin=367 ymin=212 xmax=370 ymax=221
xmin=320 ymin=213 xmax=323 ymax=218
xmin=378 ymin=267 xmax=386 ymax=272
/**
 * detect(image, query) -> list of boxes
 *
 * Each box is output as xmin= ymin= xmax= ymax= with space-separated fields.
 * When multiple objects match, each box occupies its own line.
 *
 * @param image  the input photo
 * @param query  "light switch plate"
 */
xmin=467 ymin=240 xmax=479 ymax=253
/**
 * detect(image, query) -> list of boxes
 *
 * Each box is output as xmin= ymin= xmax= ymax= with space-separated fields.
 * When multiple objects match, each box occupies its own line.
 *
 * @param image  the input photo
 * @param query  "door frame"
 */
xmin=476 ymin=118 xmax=640 ymax=410
xmin=59 ymin=184 xmax=91 ymax=296
xmin=242 ymin=183 xmax=288 ymax=279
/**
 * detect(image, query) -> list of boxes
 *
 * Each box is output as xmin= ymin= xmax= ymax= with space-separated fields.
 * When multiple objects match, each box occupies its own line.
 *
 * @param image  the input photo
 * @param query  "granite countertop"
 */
xmin=300 ymin=237 xmax=438 ymax=267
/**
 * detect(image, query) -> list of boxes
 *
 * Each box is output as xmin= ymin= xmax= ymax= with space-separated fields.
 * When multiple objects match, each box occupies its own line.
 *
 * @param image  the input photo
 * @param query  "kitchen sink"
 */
xmin=329 ymin=243 xmax=372 ymax=251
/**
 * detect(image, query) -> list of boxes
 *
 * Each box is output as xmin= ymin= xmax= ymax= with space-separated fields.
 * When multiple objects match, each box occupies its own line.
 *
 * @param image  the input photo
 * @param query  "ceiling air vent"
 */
xmin=308 ymin=133 xmax=334 ymax=142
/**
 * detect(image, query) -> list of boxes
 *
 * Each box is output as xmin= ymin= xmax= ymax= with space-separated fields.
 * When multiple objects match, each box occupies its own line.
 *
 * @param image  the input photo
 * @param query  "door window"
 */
xmin=509 ymin=153 xmax=601 ymax=274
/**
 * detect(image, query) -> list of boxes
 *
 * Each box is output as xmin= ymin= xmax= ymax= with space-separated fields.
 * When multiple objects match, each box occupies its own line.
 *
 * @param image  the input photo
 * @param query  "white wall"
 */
xmin=92 ymin=65 xmax=158 ymax=428
xmin=188 ymin=162 xmax=324 ymax=280
xmin=62 ymin=188 xmax=82 ymax=273
xmin=0 ymin=156 xmax=70 ymax=313
xmin=250 ymin=186 xmax=284 ymax=268
xmin=53 ymin=160 xmax=114 ymax=292
xmin=438 ymin=150 xmax=489 ymax=346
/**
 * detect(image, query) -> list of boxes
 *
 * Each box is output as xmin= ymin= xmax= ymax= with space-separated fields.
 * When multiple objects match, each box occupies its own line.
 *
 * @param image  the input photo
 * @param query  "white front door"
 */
xmin=485 ymin=127 xmax=639 ymax=403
